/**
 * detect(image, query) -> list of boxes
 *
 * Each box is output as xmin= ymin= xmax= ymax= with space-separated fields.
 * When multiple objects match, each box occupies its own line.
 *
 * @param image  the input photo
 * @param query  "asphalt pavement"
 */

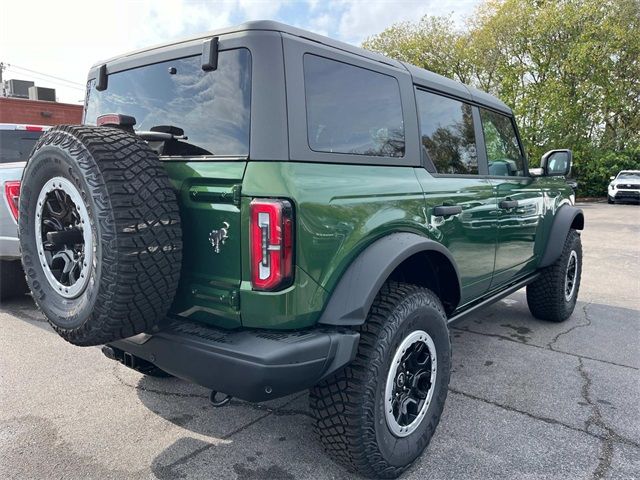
xmin=1 ymin=202 xmax=638 ymax=479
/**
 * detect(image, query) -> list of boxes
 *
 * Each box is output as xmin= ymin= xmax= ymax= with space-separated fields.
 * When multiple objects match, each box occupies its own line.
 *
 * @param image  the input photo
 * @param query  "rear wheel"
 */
xmin=310 ymin=282 xmax=450 ymax=478
xmin=19 ymin=125 xmax=182 ymax=346
xmin=527 ymin=229 xmax=582 ymax=322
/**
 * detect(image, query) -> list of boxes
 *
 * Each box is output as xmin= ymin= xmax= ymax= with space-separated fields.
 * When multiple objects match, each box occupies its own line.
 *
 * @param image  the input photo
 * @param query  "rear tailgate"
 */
xmin=165 ymin=161 xmax=247 ymax=328
xmin=83 ymin=47 xmax=253 ymax=329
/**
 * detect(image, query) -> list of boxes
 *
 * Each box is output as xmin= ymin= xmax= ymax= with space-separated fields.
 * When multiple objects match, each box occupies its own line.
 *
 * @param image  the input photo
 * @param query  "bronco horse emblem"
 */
xmin=209 ymin=222 xmax=230 ymax=254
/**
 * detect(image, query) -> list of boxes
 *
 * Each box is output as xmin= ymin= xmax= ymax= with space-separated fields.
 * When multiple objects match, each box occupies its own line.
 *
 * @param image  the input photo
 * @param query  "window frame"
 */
xmin=303 ymin=53 xmax=406 ymax=159
xmin=283 ymin=34 xmax=420 ymax=167
xmin=414 ymin=86 xmax=530 ymax=179
xmin=85 ymin=48 xmax=253 ymax=160
xmin=84 ymin=31 xmax=290 ymax=162
xmin=414 ymin=86 xmax=488 ymax=177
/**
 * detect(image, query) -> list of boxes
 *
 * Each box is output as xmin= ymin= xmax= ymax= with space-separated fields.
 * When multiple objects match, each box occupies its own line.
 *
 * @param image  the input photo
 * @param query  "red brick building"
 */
xmin=0 ymin=97 xmax=83 ymax=125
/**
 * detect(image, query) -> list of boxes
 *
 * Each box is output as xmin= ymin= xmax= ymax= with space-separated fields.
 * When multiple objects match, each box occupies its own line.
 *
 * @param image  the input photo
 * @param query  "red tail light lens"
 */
xmin=96 ymin=113 xmax=136 ymax=128
xmin=250 ymin=199 xmax=294 ymax=291
xmin=4 ymin=181 xmax=20 ymax=221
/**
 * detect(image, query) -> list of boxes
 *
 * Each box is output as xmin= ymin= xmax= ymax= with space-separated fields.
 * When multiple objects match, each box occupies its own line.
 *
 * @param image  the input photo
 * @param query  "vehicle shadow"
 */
xmin=0 ymin=294 xmax=51 ymax=331
xmin=133 ymin=373 xmax=352 ymax=479
xmin=139 ymin=294 xmax=639 ymax=479
xmin=3 ymin=292 xmax=637 ymax=478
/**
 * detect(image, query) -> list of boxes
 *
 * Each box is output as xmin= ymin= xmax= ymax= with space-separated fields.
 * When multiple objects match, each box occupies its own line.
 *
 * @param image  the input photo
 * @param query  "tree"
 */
xmin=363 ymin=0 xmax=640 ymax=194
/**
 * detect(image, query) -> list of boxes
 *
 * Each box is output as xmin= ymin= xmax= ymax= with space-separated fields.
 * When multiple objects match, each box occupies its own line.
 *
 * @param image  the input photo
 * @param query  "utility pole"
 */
xmin=0 ymin=62 xmax=5 ymax=97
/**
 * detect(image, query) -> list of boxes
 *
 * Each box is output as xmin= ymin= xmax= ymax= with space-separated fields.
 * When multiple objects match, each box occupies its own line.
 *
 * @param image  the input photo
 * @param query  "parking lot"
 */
xmin=1 ymin=202 xmax=638 ymax=480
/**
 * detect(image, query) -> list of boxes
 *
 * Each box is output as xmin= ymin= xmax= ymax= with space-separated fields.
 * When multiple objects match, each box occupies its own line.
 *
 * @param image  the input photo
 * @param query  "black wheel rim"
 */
xmin=385 ymin=330 xmax=437 ymax=437
xmin=35 ymin=177 xmax=92 ymax=298
xmin=564 ymin=250 xmax=578 ymax=301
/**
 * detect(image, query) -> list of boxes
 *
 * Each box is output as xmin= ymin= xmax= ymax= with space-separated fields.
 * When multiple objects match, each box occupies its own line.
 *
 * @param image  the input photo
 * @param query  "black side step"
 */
xmin=447 ymin=273 xmax=540 ymax=325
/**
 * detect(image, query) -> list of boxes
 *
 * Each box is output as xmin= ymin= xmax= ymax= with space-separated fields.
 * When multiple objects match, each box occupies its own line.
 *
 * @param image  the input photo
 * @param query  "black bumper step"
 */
xmin=107 ymin=320 xmax=359 ymax=402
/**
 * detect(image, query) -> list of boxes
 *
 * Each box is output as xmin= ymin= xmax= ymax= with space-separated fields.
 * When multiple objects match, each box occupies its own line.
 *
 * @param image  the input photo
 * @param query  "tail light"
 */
xmin=97 ymin=113 xmax=136 ymax=128
xmin=250 ymin=199 xmax=294 ymax=291
xmin=4 ymin=181 xmax=20 ymax=221
xmin=15 ymin=125 xmax=44 ymax=132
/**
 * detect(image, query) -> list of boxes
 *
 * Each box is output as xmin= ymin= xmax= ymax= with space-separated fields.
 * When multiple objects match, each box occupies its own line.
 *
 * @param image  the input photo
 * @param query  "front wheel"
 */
xmin=607 ymin=195 xmax=614 ymax=204
xmin=527 ymin=229 xmax=582 ymax=322
xmin=310 ymin=282 xmax=451 ymax=478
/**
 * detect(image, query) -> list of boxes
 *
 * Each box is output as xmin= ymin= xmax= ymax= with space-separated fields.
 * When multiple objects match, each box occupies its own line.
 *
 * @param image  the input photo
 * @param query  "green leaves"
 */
xmin=363 ymin=0 xmax=640 ymax=196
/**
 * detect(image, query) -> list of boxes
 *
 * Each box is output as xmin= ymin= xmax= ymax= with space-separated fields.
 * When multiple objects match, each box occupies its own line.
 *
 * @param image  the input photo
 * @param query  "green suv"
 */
xmin=18 ymin=21 xmax=584 ymax=478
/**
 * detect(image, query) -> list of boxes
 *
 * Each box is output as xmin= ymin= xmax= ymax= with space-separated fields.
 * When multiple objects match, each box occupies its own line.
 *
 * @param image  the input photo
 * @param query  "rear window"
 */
xmin=84 ymin=48 xmax=251 ymax=157
xmin=0 ymin=130 xmax=42 ymax=163
xmin=303 ymin=54 xmax=405 ymax=158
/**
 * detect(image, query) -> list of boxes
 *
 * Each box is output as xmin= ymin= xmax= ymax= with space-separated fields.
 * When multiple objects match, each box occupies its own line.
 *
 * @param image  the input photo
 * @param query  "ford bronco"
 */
xmin=18 ymin=21 xmax=583 ymax=478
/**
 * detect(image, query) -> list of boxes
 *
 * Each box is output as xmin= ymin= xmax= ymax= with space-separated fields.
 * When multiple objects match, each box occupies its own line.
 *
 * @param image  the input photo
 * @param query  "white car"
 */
xmin=608 ymin=170 xmax=640 ymax=204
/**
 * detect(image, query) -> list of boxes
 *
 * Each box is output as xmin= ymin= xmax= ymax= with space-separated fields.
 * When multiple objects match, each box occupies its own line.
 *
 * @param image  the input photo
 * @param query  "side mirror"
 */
xmin=541 ymin=149 xmax=572 ymax=177
xmin=610 ymin=176 xmax=615 ymax=181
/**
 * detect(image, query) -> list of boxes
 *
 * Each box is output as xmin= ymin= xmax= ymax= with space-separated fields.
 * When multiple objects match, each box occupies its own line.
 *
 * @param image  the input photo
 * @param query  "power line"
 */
xmin=4 ymin=65 xmax=85 ymax=91
xmin=7 ymin=64 xmax=85 ymax=87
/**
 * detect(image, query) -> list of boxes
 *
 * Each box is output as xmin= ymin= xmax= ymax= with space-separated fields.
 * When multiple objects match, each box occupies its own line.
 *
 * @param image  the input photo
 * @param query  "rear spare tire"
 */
xmin=18 ymin=125 xmax=182 ymax=346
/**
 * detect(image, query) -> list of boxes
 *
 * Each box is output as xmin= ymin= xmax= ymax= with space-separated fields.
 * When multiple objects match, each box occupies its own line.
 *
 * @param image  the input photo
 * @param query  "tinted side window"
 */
xmin=303 ymin=54 xmax=404 ymax=158
xmin=0 ymin=130 xmax=42 ymax=163
xmin=416 ymin=90 xmax=477 ymax=174
xmin=85 ymin=49 xmax=251 ymax=157
xmin=480 ymin=109 xmax=525 ymax=176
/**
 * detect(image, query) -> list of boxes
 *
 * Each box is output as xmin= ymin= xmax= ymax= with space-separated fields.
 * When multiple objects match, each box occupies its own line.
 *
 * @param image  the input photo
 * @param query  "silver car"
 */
xmin=0 ymin=123 xmax=48 ymax=299
xmin=608 ymin=170 xmax=640 ymax=204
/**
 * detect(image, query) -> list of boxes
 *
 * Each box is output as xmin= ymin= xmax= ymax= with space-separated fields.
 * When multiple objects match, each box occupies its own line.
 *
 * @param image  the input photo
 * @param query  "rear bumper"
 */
xmin=107 ymin=320 xmax=359 ymax=402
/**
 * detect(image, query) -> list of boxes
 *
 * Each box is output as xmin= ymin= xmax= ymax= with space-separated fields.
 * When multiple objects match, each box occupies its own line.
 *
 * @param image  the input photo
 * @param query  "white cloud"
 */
xmin=0 ymin=0 xmax=479 ymax=104
xmin=0 ymin=0 xmax=240 ymax=103
xmin=334 ymin=0 xmax=477 ymax=44
xmin=237 ymin=0 xmax=289 ymax=19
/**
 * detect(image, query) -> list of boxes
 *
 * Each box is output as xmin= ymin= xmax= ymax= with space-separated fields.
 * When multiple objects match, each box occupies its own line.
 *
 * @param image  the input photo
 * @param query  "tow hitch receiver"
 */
xmin=209 ymin=391 xmax=232 ymax=407
xmin=101 ymin=345 xmax=159 ymax=375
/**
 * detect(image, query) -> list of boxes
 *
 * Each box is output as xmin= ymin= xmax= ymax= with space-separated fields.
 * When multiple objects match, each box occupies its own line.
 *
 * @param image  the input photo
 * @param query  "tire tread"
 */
xmin=526 ymin=229 xmax=582 ymax=322
xmin=20 ymin=125 xmax=182 ymax=346
xmin=309 ymin=282 xmax=450 ymax=478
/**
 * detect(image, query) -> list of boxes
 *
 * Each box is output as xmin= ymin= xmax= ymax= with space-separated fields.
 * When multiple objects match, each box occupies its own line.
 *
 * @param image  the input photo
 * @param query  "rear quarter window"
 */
xmin=84 ymin=48 xmax=251 ymax=157
xmin=0 ymin=130 xmax=42 ymax=163
xmin=303 ymin=54 xmax=405 ymax=158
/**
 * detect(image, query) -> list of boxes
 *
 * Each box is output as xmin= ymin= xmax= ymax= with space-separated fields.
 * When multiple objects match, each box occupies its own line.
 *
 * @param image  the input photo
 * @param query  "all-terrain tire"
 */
xmin=0 ymin=260 xmax=29 ymax=300
xmin=526 ymin=229 xmax=582 ymax=322
xmin=19 ymin=125 xmax=182 ymax=346
xmin=309 ymin=282 xmax=451 ymax=478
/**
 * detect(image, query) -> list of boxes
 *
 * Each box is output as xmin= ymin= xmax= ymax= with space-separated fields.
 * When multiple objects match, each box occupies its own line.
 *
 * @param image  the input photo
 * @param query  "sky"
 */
xmin=0 ymin=0 xmax=480 ymax=104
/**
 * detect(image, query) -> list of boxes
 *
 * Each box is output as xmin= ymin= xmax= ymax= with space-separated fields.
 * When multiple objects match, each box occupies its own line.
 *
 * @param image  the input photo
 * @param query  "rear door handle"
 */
xmin=499 ymin=199 xmax=519 ymax=209
xmin=434 ymin=205 xmax=462 ymax=216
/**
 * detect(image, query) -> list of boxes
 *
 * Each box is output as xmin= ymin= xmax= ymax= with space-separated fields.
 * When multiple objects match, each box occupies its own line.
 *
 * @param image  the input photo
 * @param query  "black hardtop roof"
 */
xmin=91 ymin=20 xmax=511 ymax=114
